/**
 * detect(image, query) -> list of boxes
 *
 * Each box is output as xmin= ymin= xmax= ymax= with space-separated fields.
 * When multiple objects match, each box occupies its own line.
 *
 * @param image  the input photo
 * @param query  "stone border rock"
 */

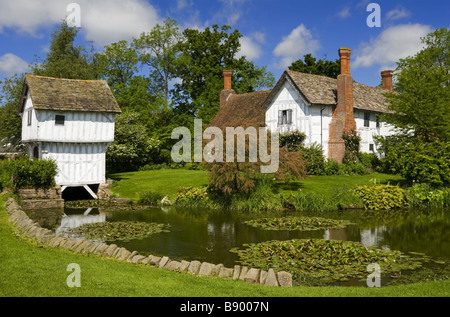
xmin=3 ymin=197 xmax=292 ymax=287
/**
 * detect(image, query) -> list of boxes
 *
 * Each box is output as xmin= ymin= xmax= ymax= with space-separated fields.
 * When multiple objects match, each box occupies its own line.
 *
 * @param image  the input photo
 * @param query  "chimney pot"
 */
xmin=223 ymin=70 xmax=233 ymax=90
xmin=381 ymin=70 xmax=394 ymax=92
xmin=220 ymin=69 xmax=235 ymax=108
xmin=339 ymin=47 xmax=351 ymax=75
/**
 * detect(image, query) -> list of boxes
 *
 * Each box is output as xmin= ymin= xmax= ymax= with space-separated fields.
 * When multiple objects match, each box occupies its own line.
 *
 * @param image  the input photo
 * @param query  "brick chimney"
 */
xmin=381 ymin=70 xmax=394 ymax=92
xmin=220 ymin=70 xmax=235 ymax=108
xmin=328 ymin=47 xmax=356 ymax=163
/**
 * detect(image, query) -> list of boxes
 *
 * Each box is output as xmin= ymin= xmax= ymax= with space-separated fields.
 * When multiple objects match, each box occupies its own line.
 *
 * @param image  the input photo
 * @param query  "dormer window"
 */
xmin=278 ymin=109 xmax=293 ymax=126
xmin=55 ymin=115 xmax=65 ymax=125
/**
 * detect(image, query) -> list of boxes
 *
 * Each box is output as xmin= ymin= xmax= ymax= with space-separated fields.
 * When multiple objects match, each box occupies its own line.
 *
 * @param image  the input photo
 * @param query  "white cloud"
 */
xmin=337 ymin=7 xmax=351 ymax=19
xmin=236 ymin=36 xmax=262 ymax=60
xmin=273 ymin=24 xmax=320 ymax=69
xmin=353 ymin=24 xmax=432 ymax=70
xmin=385 ymin=7 xmax=411 ymax=22
xmin=80 ymin=0 xmax=161 ymax=46
xmin=0 ymin=0 xmax=161 ymax=46
xmin=0 ymin=53 xmax=29 ymax=76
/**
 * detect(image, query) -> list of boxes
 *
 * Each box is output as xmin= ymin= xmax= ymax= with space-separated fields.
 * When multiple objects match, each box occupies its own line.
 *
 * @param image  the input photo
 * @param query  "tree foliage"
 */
xmin=0 ymin=74 xmax=24 ymax=150
xmin=382 ymin=28 xmax=450 ymax=142
xmin=32 ymin=21 xmax=100 ymax=80
xmin=174 ymin=24 xmax=275 ymax=123
xmin=288 ymin=53 xmax=340 ymax=78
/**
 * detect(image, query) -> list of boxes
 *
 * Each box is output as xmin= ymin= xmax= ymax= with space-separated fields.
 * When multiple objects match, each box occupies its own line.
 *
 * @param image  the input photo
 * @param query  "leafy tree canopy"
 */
xmin=288 ymin=53 xmax=340 ymax=78
xmin=383 ymin=28 xmax=450 ymax=142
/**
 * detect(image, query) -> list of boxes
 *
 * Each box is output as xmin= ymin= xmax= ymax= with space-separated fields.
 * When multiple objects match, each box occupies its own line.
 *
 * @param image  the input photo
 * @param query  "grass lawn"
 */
xmin=1 ymin=194 xmax=449 ymax=297
xmin=109 ymin=169 xmax=209 ymax=200
xmin=109 ymin=169 xmax=404 ymax=201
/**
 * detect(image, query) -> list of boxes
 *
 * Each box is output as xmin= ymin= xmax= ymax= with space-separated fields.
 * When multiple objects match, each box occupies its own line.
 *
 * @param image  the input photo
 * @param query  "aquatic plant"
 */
xmin=243 ymin=216 xmax=352 ymax=231
xmin=230 ymin=239 xmax=424 ymax=285
xmin=68 ymin=221 xmax=170 ymax=242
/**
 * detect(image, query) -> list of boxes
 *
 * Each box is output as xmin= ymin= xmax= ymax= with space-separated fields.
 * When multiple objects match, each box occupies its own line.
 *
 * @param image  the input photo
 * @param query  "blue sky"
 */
xmin=0 ymin=0 xmax=448 ymax=88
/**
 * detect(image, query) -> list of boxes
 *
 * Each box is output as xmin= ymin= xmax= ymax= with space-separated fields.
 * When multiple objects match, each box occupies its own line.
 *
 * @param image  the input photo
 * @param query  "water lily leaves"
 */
xmin=67 ymin=221 xmax=170 ymax=242
xmin=230 ymin=239 xmax=426 ymax=286
xmin=243 ymin=216 xmax=353 ymax=231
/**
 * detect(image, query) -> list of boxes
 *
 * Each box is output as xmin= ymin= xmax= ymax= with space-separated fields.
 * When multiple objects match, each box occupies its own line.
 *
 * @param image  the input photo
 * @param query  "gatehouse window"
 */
xmin=55 ymin=115 xmax=65 ymax=125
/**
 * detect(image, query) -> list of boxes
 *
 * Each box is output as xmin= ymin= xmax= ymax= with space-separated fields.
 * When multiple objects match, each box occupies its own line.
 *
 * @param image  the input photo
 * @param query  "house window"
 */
xmin=364 ymin=112 xmax=370 ymax=127
xmin=27 ymin=109 xmax=32 ymax=126
xmin=55 ymin=115 xmax=65 ymax=125
xmin=369 ymin=144 xmax=374 ymax=152
xmin=376 ymin=116 xmax=380 ymax=128
xmin=278 ymin=109 xmax=293 ymax=125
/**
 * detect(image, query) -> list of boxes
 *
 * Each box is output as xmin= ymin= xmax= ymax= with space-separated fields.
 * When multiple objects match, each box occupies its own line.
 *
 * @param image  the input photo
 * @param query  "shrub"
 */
xmin=406 ymin=183 xmax=447 ymax=207
xmin=342 ymin=129 xmax=361 ymax=164
xmin=138 ymin=191 xmax=164 ymax=206
xmin=175 ymin=186 xmax=211 ymax=207
xmin=3 ymin=158 xmax=57 ymax=189
xmin=302 ymin=143 xmax=326 ymax=175
xmin=324 ymin=159 xmax=340 ymax=175
xmin=358 ymin=152 xmax=381 ymax=172
xmin=352 ymin=185 xmax=407 ymax=210
xmin=378 ymin=137 xmax=450 ymax=187
xmin=279 ymin=130 xmax=306 ymax=152
xmin=339 ymin=162 xmax=368 ymax=175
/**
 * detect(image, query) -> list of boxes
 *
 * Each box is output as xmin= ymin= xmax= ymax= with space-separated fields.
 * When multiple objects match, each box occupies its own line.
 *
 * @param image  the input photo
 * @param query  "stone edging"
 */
xmin=3 ymin=197 xmax=293 ymax=287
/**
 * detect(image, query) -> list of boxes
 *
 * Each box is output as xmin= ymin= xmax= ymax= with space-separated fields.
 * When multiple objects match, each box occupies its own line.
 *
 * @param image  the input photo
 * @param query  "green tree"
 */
xmin=288 ymin=53 xmax=341 ymax=78
xmin=0 ymin=74 xmax=24 ymax=151
xmin=174 ymin=24 xmax=275 ymax=123
xmin=383 ymin=28 xmax=450 ymax=142
xmin=32 ymin=20 xmax=100 ymax=80
xmin=133 ymin=18 xmax=182 ymax=108
xmin=106 ymin=111 xmax=161 ymax=172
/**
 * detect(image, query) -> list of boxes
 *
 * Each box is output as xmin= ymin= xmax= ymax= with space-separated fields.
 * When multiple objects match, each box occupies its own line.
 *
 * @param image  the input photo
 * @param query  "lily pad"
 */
xmin=243 ymin=216 xmax=352 ymax=231
xmin=230 ymin=239 xmax=425 ymax=285
xmin=67 ymin=221 xmax=170 ymax=242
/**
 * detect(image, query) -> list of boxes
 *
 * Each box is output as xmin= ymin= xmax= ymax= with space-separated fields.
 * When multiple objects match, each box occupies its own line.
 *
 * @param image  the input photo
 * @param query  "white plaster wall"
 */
xmin=354 ymin=110 xmax=396 ymax=156
xmin=265 ymin=81 xmax=333 ymax=157
xmin=41 ymin=142 xmax=109 ymax=186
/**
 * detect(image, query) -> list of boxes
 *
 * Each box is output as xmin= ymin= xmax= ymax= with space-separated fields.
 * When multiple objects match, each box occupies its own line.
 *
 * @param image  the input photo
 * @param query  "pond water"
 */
xmin=27 ymin=205 xmax=450 ymax=286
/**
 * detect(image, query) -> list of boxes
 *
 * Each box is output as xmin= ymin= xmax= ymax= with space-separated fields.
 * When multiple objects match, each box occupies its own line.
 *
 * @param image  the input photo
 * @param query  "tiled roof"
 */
xmin=18 ymin=74 xmax=121 ymax=114
xmin=284 ymin=70 xmax=391 ymax=113
xmin=209 ymin=89 xmax=272 ymax=129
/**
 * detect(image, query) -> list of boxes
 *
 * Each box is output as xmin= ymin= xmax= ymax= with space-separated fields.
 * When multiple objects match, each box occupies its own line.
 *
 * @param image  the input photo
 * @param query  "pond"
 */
xmin=27 ymin=205 xmax=450 ymax=286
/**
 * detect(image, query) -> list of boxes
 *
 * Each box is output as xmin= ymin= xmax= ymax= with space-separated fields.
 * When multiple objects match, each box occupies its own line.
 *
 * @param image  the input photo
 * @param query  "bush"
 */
xmin=279 ymin=130 xmax=306 ymax=152
xmin=175 ymin=186 xmax=211 ymax=208
xmin=339 ymin=162 xmax=368 ymax=175
xmin=1 ymin=158 xmax=57 ymax=189
xmin=302 ymin=143 xmax=326 ymax=175
xmin=358 ymin=152 xmax=381 ymax=172
xmin=378 ymin=137 xmax=450 ymax=187
xmin=352 ymin=185 xmax=407 ymax=210
xmin=138 ymin=191 xmax=164 ymax=206
xmin=324 ymin=160 xmax=340 ymax=175
xmin=406 ymin=184 xmax=448 ymax=207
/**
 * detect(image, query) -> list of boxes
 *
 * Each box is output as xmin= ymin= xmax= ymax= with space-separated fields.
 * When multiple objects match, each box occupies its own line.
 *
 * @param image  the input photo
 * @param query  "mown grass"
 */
xmin=109 ymin=169 xmax=209 ymax=201
xmin=109 ymin=169 xmax=404 ymax=203
xmin=1 ymin=194 xmax=449 ymax=297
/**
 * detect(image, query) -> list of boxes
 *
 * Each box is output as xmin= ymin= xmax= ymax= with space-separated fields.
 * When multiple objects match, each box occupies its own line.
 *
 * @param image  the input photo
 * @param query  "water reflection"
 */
xmin=29 ymin=205 xmax=450 ymax=266
xmin=55 ymin=208 xmax=108 ymax=238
